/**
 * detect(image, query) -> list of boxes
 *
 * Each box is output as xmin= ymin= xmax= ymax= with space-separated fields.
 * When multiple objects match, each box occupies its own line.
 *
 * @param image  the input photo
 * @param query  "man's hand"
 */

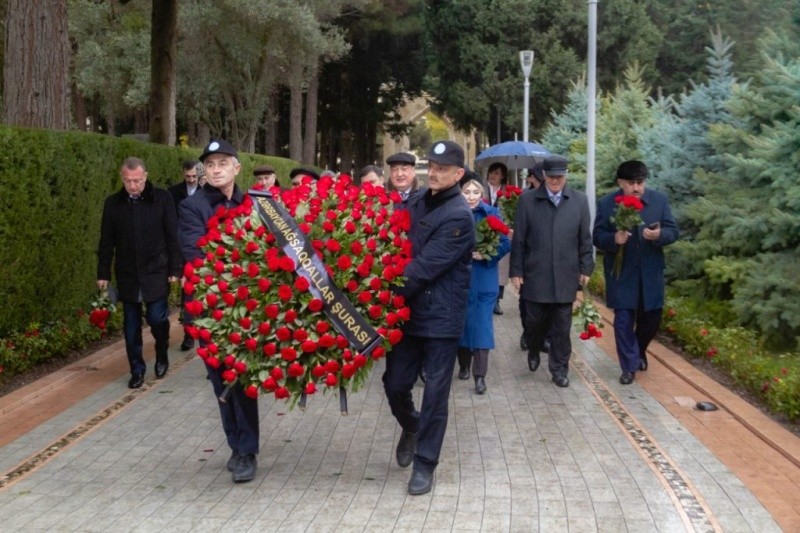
xmin=168 ymin=276 xmax=178 ymax=283
xmin=510 ymin=276 xmax=523 ymax=291
xmin=97 ymin=279 xmax=108 ymax=290
xmin=579 ymin=274 xmax=590 ymax=286
xmin=642 ymin=227 xmax=661 ymax=241
xmin=614 ymin=230 xmax=631 ymax=245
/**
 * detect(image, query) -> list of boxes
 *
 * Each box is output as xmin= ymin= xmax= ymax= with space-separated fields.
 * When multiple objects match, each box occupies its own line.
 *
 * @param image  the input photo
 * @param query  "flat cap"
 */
xmin=289 ymin=167 xmax=320 ymax=181
xmin=253 ymin=164 xmax=275 ymax=176
xmin=616 ymin=160 xmax=648 ymax=181
xmin=200 ymin=138 xmax=238 ymax=162
xmin=542 ymin=154 xmax=568 ymax=176
xmin=427 ymin=140 xmax=464 ymax=168
xmin=386 ymin=152 xmax=417 ymax=166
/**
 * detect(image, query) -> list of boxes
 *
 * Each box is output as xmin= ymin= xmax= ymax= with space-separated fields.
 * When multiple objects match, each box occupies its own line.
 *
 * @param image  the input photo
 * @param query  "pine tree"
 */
xmin=541 ymin=78 xmax=591 ymax=184
xmin=679 ymin=33 xmax=800 ymax=348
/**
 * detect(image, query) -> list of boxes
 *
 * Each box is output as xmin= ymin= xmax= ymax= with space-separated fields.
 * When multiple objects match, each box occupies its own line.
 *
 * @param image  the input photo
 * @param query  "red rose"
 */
xmin=344 ymin=220 xmax=357 ymax=233
xmin=579 ymin=332 xmax=590 ymax=340
xmin=205 ymin=356 xmax=220 ymax=369
xmin=239 ymin=317 xmax=252 ymax=329
xmin=262 ymin=376 xmax=277 ymax=391
xmin=278 ymin=285 xmax=293 ymax=301
xmin=281 ymin=347 xmax=298 ymax=361
xmin=371 ymin=346 xmax=386 ymax=360
xmin=245 ymin=241 xmax=259 ymax=254
xmin=275 ymin=326 xmax=292 ymax=342
xmin=275 ymin=387 xmax=290 ymax=399
xmin=214 ymin=261 xmax=225 ymax=274
xmin=388 ymin=329 xmax=403 ymax=345
xmin=233 ymin=360 xmax=247 ymax=374
xmin=293 ymin=328 xmax=309 ymax=342
xmin=222 ymin=369 xmax=237 ymax=383
xmin=325 ymin=360 xmax=340 ymax=373
xmin=231 ymin=265 xmax=244 ymax=278
xmin=183 ymin=263 xmax=195 ymax=277
xmin=353 ymin=354 xmax=367 ymax=368
xmin=350 ymin=241 xmax=363 ymax=255
xmin=342 ymin=363 xmax=356 ymax=379
xmin=301 ymin=340 xmax=317 ymax=353
xmin=304 ymin=382 xmax=317 ymax=395
xmin=356 ymin=263 xmax=371 ymax=277
xmin=228 ymin=332 xmax=241 ymax=344
xmin=185 ymin=300 xmax=204 ymax=316
xmin=211 ymin=309 xmax=224 ymax=321
xmin=244 ymin=338 xmax=258 ymax=351
xmin=183 ymin=281 xmax=195 ymax=294
xmin=316 ymin=320 xmax=330 ymax=334
xmin=346 ymin=280 xmax=358 ymax=291
xmin=222 ymin=292 xmax=236 ymax=307
xmin=337 ymin=255 xmax=352 ymax=270
xmin=218 ymin=280 xmax=229 ymax=292
xmin=358 ymin=291 xmax=372 ymax=303
xmin=325 ymin=373 xmax=338 ymax=387
xmin=271 ymin=367 xmax=284 ymax=380
xmin=392 ymin=295 xmax=405 ymax=308
xmin=262 ymin=342 xmax=277 ymax=357
xmin=369 ymin=277 xmax=382 ymax=291
xmin=205 ymin=340 xmax=217 ymax=353
xmin=294 ymin=276 xmax=310 ymax=291
xmin=205 ymin=293 xmax=218 ymax=307
xmin=236 ymin=286 xmax=249 ymax=301
xmin=397 ymin=307 xmax=411 ymax=320
xmin=245 ymin=299 xmax=259 ymax=312
xmin=368 ymin=305 xmax=383 ymax=319
xmin=336 ymin=336 xmax=348 ymax=349
xmin=284 ymin=309 xmax=298 ymax=322
xmin=307 ymin=298 xmax=324 ymax=312
xmin=258 ymin=322 xmax=272 ymax=335
xmin=264 ymin=304 xmax=280 ymax=319
xmin=318 ymin=334 xmax=336 ymax=348
xmin=325 ymin=239 xmax=341 ymax=253
xmin=258 ymin=278 xmax=271 ymax=292
xmin=247 ymin=263 xmax=260 ymax=277
xmin=312 ymin=364 xmax=327 ymax=378
xmin=288 ymin=362 xmax=305 ymax=378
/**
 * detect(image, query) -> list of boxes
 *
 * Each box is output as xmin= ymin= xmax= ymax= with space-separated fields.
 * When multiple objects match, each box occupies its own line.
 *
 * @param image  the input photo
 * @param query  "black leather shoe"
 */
xmin=154 ymin=358 xmax=169 ymax=379
xmin=128 ymin=373 xmax=144 ymax=389
xmin=232 ymin=453 xmax=257 ymax=483
xmin=493 ymin=302 xmax=503 ymax=315
xmin=180 ymin=336 xmax=194 ymax=351
xmin=552 ymin=375 xmax=569 ymax=388
xmin=527 ymin=350 xmax=540 ymax=372
xmin=226 ymin=451 xmax=240 ymax=472
xmin=638 ymin=357 xmax=648 ymax=371
xmin=520 ymin=334 xmax=528 ymax=351
xmin=542 ymin=338 xmax=551 ymax=353
xmin=458 ymin=366 xmax=470 ymax=380
xmin=619 ymin=371 xmax=635 ymax=385
xmin=474 ymin=376 xmax=486 ymax=394
xmin=407 ymin=469 xmax=433 ymax=496
xmin=395 ymin=430 xmax=417 ymax=468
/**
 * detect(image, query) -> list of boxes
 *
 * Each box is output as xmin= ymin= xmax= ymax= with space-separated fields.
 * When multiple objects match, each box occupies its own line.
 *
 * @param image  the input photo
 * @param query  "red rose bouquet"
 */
xmin=474 ymin=214 xmax=509 ymax=260
xmin=610 ymin=195 xmax=644 ymax=278
xmin=574 ymin=289 xmax=603 ymax=340
xmin=88 ymin=288 xmax=116 ymax=331
xmin=496 ymin=185 xmax=523 ymax=228
xmin=184 ymin=176 xmax=413 ymax=410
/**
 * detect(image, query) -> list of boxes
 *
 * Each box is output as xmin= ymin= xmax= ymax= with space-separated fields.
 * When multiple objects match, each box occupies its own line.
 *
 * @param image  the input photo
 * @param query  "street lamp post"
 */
xmin=519 ymin=50 xmax=534 ymax=143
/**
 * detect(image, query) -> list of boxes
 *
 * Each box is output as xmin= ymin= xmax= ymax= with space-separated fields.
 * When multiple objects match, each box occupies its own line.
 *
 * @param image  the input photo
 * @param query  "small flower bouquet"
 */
xmin=496 ymin=185 xmax=523 ymax=228
xmin=474 ymin=215 xmax=509 ymax=260
xmin=184 ymin=175 xmax=413 ymax=410
xmin=574 ymin=290 xmax=603 ymax=340
xmin=610 ymin=195 xmax=644 ymax=278
xmin=88 ymin=289 xmax=116 ymax=331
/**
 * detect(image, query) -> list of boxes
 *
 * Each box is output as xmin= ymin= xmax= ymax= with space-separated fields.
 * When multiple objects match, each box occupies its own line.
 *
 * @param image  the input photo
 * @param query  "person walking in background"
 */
xmin=486 ymin=162 xmax=510 ymax=315
xmin=383 ymin=140 xmax=474 ymax=496
xmin=510 ymin=154 xmax=594 ymax=388
xmin=179 ymin=139 xmax=260 ymax=483
xmin=253 ymin=164 xmax=278 ymax=190
xmin=169 ymin=160 xmax=203 ymax=352
xmin=386 ymin=152 xmax=420 ymax=205
xmin=357 ymin=164 xmax=385 ymax=187
xmin=457 ymin=177 xmax=510 ymax=394
xmin=97 ymin=157 xmax=182 ymax=388
xmin=593 ymin=160 xmax=679 ymax=384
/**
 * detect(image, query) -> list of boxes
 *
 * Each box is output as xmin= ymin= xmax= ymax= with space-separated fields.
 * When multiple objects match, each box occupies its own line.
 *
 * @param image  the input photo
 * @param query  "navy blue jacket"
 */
xmin=593 ymin=188 xmax=679 ymax=311
xmin=178 ymin=184 xmax=245 ymax=262
xmin=395 ymin=185 xmax=475 ymax=339
xmin=97 ymin=181 xmax=182 ymax=303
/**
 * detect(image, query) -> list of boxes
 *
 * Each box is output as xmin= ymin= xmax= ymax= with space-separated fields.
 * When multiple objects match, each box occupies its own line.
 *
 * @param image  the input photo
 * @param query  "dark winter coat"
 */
xmin=510 ymin=185 xmax=594 ymax=303
xmin=459 ymin=202 xmax=511 ymax=350
xmin=97 ymin=181 xmax=182 ymax=303
xmin=394 ymin=185 xmax=475 ymax=339
xmin=168 ymin=181 xmax=196 ymax=213
xmin=593 ymin=188 xmax=679 ymax=311
xmin=178 ymin=184 xmax=246 ymax=262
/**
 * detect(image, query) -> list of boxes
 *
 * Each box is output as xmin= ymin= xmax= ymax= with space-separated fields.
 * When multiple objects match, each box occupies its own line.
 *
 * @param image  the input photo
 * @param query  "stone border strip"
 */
xmin=573 ymin=358 xmax=722 ymax=533
xmin=0 ymin=352 xmax=195 ymax=491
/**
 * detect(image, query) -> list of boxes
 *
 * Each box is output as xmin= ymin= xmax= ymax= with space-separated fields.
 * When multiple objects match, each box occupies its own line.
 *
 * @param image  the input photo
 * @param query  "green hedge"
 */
xmin=0 ymin=125 xmax=295 ymax=335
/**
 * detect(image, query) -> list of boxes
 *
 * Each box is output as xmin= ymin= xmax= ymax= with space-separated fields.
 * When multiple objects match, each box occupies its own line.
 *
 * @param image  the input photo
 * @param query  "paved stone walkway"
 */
xmin=0 ymin=293 xmax=795 ymax=532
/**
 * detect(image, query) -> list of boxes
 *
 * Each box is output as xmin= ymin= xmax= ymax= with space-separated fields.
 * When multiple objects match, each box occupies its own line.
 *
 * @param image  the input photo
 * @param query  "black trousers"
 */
xmin=523 ymin=301 xmax=573 ymax=378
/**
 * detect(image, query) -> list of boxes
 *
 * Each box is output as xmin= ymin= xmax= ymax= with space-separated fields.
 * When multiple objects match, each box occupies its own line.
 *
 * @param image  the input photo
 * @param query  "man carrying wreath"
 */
xmin=179 ymin=139 xmax=260 ymax=483
xmin=383 ymin=140 xmax=475 ymax=496
xmin=593 ymin=160 xmax=679 ymax=385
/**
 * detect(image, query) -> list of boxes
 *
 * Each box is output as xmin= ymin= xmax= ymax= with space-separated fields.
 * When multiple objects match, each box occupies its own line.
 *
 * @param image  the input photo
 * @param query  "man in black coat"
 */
xmin=383 ymin=140 xmax=475 ymax=496
xmin=97 ymin=157 xmax=182 ymax=389
xmin=510 ymin=154 xmax=594 ymax=388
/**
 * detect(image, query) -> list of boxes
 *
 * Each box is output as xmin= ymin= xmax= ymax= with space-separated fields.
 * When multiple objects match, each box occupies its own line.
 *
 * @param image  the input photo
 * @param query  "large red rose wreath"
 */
xmin=183 ymin=175 xmax=412 ymax=411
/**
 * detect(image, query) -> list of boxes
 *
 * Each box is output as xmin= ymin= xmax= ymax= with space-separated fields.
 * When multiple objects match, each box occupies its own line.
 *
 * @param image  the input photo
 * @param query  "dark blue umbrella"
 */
xmin=474 ymin=140 xmax=550 ymax=171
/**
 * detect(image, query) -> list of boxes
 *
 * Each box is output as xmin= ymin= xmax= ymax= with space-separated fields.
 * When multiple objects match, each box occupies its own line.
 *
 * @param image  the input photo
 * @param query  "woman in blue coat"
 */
xmin=458 ymin=178 xmax=511 ymax=394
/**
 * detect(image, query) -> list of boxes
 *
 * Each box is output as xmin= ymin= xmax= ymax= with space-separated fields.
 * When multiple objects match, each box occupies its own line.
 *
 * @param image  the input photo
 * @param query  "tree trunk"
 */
xmin=302 ymin=63 xmax=320 ymax=165
xmin=289 ymin=63 xmax=305 ymax=162
xmin=2 ymin=0 xmax=71 ymax=129
xmin=148 ymin=0 xmax=177 ymax=145
xmin=264 ymin=91 xmax=278 ymax=156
